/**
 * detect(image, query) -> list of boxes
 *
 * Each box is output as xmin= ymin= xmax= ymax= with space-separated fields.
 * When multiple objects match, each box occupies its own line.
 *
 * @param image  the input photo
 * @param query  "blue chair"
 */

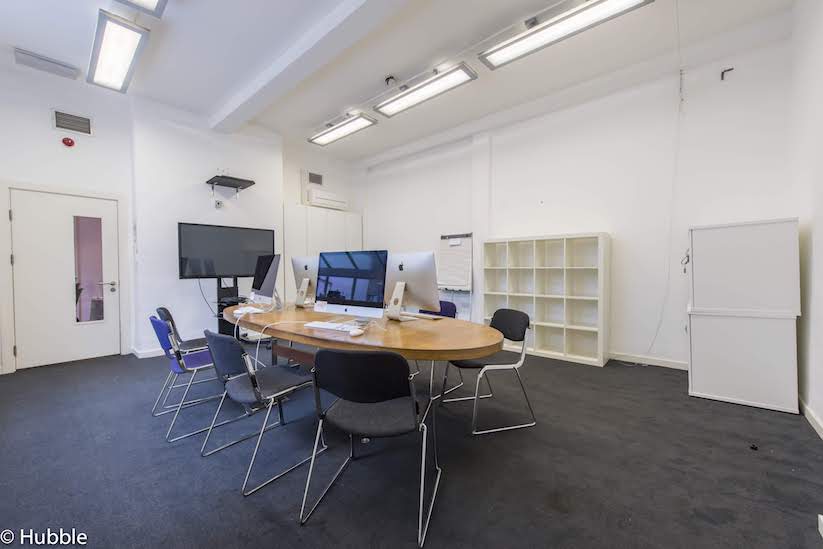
xmin=419 ymin=300 xmax=457 ymax=319
xmin=149 ymin=316 xmax=228 ymax=442
xmin=151 ymin=308 xmax=216 ymax=417
xmin=201 ymin=330 xmax=321 ymax=496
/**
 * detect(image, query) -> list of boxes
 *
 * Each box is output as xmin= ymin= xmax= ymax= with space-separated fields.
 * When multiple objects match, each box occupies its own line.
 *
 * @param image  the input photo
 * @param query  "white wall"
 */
xmin=360 ymin=38 xmax=804 ymax=368
xmin=130 ymin=101 xmax=284 ymax=354
xmin=792 ymin=0 xmax=823 ymax=437
xmin=0 ymin=66 xmax=135 ymax=374
xmin=0 ymin=65 xmax=286 ymax=369
xmin=282 ymin=141 xmax=358 ymax=209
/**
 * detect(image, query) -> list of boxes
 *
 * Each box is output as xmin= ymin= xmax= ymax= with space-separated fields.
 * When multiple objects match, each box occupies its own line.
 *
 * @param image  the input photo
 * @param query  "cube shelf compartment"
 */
xmin=484 ymin=242 xmax=507 ymax=268
xmin=482 ymin=233 xmax=610 ymax=367
xmin=508 ymin=241 xmax=534 ymax=268
xmin=535 ymin=326 xmax=564 ymax=355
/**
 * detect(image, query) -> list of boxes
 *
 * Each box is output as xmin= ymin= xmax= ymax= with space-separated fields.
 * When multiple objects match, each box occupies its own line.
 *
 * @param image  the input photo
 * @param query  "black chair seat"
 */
xmin=179 ymin=337 xmax=208 ymax=352
xmin=226 ymin=366 xmax=310 ymax=404
xmin=324 ymin=396 xmax=423 ymax=438
xmin=450 ymin=350 xmax=520 ymax=369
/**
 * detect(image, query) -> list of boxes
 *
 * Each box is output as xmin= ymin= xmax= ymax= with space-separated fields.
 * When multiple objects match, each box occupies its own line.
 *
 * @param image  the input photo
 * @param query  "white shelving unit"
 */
xmin=482 ymin=233 xmax=610 ymax=367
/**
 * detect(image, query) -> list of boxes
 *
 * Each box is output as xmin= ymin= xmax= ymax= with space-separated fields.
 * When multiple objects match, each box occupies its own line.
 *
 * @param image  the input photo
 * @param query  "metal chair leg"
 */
xmin=418 ymin=419 xmax=442 ymax=548
xmin=151 ymin=371 xmax=173 ymax=416
xmin=242 ymin=399 xmax=327 ymax=497
xmin=154 ymin=370 xmax=222 ymax=417
xmin=299 ymin=419 xmax=351 ymax=525
xmin=440 ymin=365 xmax=493 ymax=404
xmin=200 ymin=392 xmax=274 ymax=457
xmin=165 ymin=371 xmax=242 ymax=443
xmin=471 ymin=368 xmax=537 ymax=436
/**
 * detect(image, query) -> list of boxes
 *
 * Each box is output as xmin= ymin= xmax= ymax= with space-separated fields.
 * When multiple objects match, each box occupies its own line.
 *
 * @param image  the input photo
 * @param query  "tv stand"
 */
xmin=216 ymin=277 xmax=240 ymax=336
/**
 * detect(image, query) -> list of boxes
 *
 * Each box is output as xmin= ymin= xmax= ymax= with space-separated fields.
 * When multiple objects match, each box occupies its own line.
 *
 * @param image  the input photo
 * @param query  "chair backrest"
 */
xmin=420 ymin=300 xmax=457 ymax=319
xmin=149 ymin=316 xmax=186 ymax=374
xmin=156 ymin=307 xmax=182 ymax=343
xmin=313 ymin=349 xmax=412 ymax=404
xmin=204 ymin=330 xmax=248 ymax=382
xmin=490 ymin=309 xmax=530 ymax=342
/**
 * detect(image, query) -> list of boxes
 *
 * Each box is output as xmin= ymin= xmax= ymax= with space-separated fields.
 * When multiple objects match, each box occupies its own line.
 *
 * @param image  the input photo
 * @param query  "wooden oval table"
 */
xmin=224 ymin=304 xmax=503 ymax=364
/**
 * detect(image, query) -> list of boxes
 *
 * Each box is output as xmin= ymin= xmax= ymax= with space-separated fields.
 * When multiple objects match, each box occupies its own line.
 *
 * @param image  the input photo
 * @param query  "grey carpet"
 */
xmin=1 ymin=351 xmax=822 ymax=548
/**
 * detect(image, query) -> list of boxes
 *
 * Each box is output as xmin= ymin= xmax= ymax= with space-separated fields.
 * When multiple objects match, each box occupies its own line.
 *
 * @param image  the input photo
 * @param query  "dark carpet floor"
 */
xmin=1 ymin=350 xmax=822 ymax=548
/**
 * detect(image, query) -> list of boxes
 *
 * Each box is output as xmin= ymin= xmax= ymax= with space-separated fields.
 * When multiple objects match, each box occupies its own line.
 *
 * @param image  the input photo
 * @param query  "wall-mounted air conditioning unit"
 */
xmin=306 ymin=187 xmax=347 ymax=210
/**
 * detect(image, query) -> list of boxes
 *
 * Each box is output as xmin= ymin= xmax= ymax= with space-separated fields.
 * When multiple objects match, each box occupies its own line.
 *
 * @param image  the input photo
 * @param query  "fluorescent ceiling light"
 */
xmin=308 ymin=114 xmax=376 ymax=146
xmin=374 ymin=63 xmax=478 ymax=117
xmin=87 ymin=10 xmax=150 ymax=93
xmin=114 ymin=0 xmax=168 ymax=18
xmin=479 ymin=0 xmax=654 ymax=69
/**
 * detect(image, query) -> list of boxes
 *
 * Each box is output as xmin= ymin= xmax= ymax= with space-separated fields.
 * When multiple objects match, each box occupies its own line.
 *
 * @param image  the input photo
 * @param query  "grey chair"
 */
xmin=151 ymin=306 xmax=216 ymax=417
xmin=299 ymin=349 xmax=441 ymax=548
xmin=201 ymin=330 xmax=322 ymax=496
xmin=439 ymin=308 xmax=536 ymax=436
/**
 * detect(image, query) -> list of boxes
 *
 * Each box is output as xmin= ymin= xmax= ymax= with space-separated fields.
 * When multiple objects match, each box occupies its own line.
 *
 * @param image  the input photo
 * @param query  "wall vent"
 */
xmin=54 ymin=111 xmax=92 ymax=135
xmin=308 ymin=171 xmax=323 ymax=185
xmin=14 ymin=48 xmax=79 ymax=80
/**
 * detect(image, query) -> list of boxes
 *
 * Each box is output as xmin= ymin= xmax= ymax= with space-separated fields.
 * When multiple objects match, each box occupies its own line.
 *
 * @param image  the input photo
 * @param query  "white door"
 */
xmin=10 ymin=189 xmax=120 ymax=368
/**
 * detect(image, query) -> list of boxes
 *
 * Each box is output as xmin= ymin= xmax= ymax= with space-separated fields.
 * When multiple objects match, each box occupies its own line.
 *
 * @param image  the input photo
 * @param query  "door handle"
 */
xmin=97 ymin=281 xmax=118 ymax=292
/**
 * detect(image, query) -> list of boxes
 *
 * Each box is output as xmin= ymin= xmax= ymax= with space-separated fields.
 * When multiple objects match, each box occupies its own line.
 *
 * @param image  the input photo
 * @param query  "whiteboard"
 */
xmin=437 ymin=233 xmax=472 ymax=291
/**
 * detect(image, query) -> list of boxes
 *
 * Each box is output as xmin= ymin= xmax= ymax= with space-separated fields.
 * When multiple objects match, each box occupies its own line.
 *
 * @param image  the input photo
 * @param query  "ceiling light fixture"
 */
xmin=479 ymin=0 xmax=654 ymax=70
xmin=308 ymin=114 xmax=377 ymax=146
xmin=87 ymin=10 xmax=150 ymax=93
xmin=374 ymin=63 xmax=478 ymax=117
xmin=113 ymin=0 xmax=168 ymax=18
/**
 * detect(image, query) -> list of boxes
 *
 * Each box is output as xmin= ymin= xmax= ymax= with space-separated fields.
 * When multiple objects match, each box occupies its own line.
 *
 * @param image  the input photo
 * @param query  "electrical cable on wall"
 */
xmin=645 ymin=0 xmax=684 ymax=356
xmin=197 ymin=279 xmax=217 ymax=316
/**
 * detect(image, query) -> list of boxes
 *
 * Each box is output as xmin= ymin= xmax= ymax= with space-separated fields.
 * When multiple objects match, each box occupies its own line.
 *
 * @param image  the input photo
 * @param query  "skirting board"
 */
xmin=800 ymin=397 xmax=823 ymax=442
xmin=609 ymin=352 xmax=688 ymax=370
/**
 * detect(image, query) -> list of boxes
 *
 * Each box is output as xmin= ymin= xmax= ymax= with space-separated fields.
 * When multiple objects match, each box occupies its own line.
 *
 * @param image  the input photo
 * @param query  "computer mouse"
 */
xmin=348 ymin=328 xmax=365 ymax=337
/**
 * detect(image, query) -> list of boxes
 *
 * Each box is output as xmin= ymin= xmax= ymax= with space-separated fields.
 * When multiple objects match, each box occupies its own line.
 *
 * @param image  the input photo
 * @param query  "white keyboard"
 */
xmin=304 ymin=321 xmax=356 ymax=332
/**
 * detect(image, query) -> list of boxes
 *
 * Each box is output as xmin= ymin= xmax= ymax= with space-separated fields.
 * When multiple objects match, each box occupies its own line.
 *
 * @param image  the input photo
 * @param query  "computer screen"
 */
xmin=316 ymin=250 xmax=388 ymax=310
xmin=251 ymin=255 xmax=274 ymax=291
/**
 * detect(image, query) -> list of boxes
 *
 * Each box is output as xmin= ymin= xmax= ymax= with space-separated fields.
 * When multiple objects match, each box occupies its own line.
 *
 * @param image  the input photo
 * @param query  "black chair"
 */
xmin=439 ymin=308 xmax=536 ymax=436
xmin=417 ymin=301 xmax=465 ymax=401
xmin=201 ymin=330 xmax=322 ymax=496
xmin=299 ymin=349 xmax=441 ymax=548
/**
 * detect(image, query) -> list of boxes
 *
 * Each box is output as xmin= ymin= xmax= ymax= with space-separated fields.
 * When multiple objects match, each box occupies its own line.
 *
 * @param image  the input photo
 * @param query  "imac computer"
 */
xmin=384 ymin=251 xmax=441 ymax=321
xmin=249 ymin=254 xmax=281 ymax=306
xmin=291 ymin=255 xmax=319 ymax=308
xmin=314 ymin=250 xmax=388 ymax=319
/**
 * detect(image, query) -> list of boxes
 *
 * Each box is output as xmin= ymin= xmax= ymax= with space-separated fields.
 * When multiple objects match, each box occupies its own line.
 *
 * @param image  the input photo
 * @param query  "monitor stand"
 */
xmin=295 ymin=277 xmax=312 ymax=308
xmin=386 ymin=282 xmax=442 ymax=321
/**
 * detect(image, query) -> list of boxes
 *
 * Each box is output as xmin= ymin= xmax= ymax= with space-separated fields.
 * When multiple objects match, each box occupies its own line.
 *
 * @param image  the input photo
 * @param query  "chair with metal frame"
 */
xmin=149 ymin=316 xmax=225 ymax=442
xmin=299 ymin=349 xmax=441 ymax=548
xmin=151 ymin=307 xmax=215 ymax=417
xmin=201 ymin=330 xmax=323 ymax=496
xmin=417 ymin=301 xmax=463 ymax=400
xmin=438 ymin=308 xmax=536 ymax=436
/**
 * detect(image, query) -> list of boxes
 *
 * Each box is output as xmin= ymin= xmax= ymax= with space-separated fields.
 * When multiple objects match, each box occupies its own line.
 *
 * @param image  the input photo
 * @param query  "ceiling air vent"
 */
xmin=54 ymin=111 xmax=92 ymax=135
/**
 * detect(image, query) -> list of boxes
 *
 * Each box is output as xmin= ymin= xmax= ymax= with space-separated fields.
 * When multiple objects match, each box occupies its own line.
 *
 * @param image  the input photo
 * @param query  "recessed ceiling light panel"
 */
xmin=308 ymin=114 xmax=377 ymax=146
xmin=479 ymin=0 xmax=654 ymax=69
xmin=87 ymin=10 xmax=150 ymax=93
xmin=114 ymin=0 xmax=168 ymax=18
xmin=374 ymin=63 xmax=478 ymax=117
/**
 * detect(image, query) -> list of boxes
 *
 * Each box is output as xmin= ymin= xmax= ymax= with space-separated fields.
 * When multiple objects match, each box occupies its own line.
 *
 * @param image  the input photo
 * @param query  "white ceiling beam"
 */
xmin=209 ymin=0 xmax=410 ymax=132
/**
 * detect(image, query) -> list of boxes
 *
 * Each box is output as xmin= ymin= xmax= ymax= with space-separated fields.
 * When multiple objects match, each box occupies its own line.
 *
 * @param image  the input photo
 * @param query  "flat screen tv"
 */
xmin=178 ymin=222 xmax=275 ymax=279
